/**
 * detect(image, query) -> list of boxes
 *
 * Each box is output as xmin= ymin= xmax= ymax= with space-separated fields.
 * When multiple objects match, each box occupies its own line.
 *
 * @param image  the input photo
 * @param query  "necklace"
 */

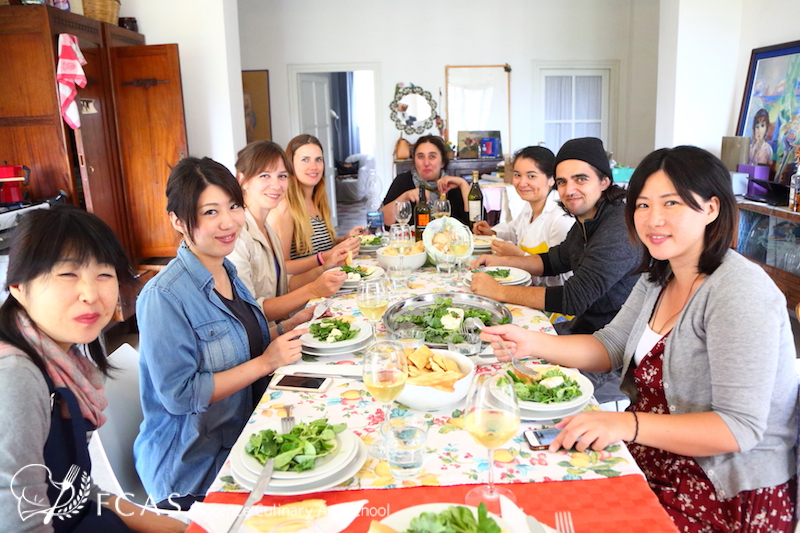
xmin=650 ymin=273 xmax=702 ymax=334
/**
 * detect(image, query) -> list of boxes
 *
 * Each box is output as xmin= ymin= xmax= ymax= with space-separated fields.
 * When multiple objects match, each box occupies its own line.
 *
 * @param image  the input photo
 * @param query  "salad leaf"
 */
xmin=505 ymin=368 xmax=583 ymax=404
xmin=309 ymin=318 xmax=360 ymax=342
xmin=472 ymin=268 xmax=511 ymax=279
xmin=403 ymin=503 xmax=500 ymax=533
xmin=361 ymin=236 xmax=382 ymax=246
xmin=341 ymin=265 xmax=369 ymax=276
xmin=244 ymin=418 xmax=346 ymax=472
xmin=395 ymin=297 xmax=510 ymax=343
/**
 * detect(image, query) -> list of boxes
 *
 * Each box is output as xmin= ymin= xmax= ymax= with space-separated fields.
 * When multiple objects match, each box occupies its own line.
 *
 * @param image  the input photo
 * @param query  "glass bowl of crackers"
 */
xmin=396 ymin=345 xmax=475 ymax=411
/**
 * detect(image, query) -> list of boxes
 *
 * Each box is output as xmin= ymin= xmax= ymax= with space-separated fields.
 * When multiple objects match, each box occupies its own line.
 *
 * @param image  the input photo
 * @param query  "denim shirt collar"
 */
xmin=176 ymin=241 xmax=240 ymax=297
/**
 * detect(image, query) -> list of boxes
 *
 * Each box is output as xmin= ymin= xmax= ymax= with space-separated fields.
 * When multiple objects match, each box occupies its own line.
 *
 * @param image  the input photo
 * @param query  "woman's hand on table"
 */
xmin=551 ymin=411 xmax=637 ymax=453
xmin=491 ymin=239 xmax=524 ymax=256
xmin=470 ymin=272 xmax=505 ymax=301
xmin=310 ymin=269 xmax=346 ymax=297
xmin=261 ymin=328 xmax=307 ymax=371
xmin=473 ymin=221 xmax=495 ymax=236
xmin=469 ymin=254 xmax=501 ymax=269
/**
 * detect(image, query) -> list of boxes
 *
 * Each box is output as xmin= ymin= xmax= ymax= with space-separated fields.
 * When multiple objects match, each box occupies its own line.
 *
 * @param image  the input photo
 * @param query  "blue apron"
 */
xmin=41 ymin=372 xmax=133 ymax=532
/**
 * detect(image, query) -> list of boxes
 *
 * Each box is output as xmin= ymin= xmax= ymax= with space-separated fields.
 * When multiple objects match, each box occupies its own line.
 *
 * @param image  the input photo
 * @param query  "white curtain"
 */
xmin=544 ymin=74 xmax=602 ymax=152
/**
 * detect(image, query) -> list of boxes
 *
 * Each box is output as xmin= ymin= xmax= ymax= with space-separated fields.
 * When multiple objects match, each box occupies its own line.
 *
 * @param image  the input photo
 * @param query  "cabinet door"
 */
xmin=110 ymin=44 xmax=188 ymax=258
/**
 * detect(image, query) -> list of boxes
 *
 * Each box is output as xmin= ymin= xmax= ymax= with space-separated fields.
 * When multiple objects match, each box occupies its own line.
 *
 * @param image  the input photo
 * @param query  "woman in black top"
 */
xmin=382 ymin=135 xmax=470 ymax=226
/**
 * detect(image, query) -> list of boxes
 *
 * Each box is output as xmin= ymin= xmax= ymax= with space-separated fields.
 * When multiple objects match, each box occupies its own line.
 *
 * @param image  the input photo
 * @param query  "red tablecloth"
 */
xmin=186 ymin=475 xmax=678 ymax=532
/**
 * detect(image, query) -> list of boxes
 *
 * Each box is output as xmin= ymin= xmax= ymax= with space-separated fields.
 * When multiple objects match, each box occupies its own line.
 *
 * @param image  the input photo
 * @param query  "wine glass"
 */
xmin=357 ymin=277 xmax=389 ymax=342
xmin=449 ymin=224 xmax=472 ymax=281
xmin=389 ymin=223 xmax=413 ymax=272
xmin=463 ymin=372 xmax=520 ymax=514
xmin=362 ymin=340 xmax=408 ymax=459
xmin=432 ymin=195 xmax=451 ymax=219
xmin=394 ymin=200 xmax=412 ymax=225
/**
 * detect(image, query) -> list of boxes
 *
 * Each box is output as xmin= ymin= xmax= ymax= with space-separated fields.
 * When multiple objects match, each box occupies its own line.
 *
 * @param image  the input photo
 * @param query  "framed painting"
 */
xmin=242 ymin=70 xmax=272 ymax=142
xmin=737 ymin=40 xmax=800 ymax=184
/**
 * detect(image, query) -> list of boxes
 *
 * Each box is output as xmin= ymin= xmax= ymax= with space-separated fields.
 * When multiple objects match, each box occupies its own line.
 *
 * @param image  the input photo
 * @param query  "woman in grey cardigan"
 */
xmin=482 ymin=146 xmax=797 ymax=532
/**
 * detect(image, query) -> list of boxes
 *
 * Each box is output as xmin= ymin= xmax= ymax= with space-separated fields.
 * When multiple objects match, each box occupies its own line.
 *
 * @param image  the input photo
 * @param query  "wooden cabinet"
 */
xmin=394 ymin=157 xmax=504 ymax=179
xmin=0 ymin=5 xmax=187 ymax=263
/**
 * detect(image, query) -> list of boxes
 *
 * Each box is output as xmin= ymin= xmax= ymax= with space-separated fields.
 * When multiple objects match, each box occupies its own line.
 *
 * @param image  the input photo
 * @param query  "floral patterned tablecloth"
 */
xmin=206 ymin=255 xmax=643 ymax=494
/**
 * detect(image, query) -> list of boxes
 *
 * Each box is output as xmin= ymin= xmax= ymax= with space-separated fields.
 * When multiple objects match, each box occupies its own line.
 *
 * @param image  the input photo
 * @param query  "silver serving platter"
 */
xmin=383 ymin=292 xmax=513 ymax=348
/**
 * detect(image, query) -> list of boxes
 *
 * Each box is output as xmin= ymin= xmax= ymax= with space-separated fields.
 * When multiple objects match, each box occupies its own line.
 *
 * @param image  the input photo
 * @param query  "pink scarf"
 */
xmin=0 ymin=313 xmax=107 ymax=427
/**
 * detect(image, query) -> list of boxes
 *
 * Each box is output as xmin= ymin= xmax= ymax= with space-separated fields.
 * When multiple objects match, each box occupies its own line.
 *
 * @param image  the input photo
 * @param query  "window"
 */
xmin=533 ymin=63 xmax=616 ymax=154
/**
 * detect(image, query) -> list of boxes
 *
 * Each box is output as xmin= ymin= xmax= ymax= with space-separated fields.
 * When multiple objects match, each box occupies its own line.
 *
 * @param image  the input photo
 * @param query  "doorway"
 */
xmin=289 ymin=63 xmax=381 ymax=233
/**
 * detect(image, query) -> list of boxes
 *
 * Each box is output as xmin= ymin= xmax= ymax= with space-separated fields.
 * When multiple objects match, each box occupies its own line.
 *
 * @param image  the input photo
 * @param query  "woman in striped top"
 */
xmin=268 ymin=135 xmax=362 ymax=274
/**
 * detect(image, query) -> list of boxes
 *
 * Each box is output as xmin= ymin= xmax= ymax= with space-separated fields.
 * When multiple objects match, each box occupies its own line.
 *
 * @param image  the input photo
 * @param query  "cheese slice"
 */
xmin=440 ymin=307 xmax=465 ymax=331
xmin=345 ymin=251 xmax=353 ymax=266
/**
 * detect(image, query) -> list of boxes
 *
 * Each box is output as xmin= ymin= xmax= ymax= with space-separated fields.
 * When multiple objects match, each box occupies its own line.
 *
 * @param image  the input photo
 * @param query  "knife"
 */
xmin=293 ymin=371 xmax=363 ymax=381
xmin=225 ymin=457 xmax=274 ymax=533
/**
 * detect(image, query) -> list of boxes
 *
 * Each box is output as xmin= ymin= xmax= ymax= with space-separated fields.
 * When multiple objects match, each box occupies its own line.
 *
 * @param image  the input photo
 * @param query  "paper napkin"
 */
xmin=499 ymin=495 xmax=556 ymax=533
xmin=187 ymin=499 xmax=367 ymax=533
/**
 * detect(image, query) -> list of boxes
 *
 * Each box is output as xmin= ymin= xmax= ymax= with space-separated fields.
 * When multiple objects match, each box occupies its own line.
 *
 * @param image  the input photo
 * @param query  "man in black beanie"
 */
xmin=471 ymin=137 xmax=640 ymax=403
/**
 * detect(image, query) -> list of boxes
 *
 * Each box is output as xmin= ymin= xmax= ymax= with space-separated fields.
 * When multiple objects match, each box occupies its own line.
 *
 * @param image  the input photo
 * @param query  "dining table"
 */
xmin=185 ymin=251 xmax=679 ymax=533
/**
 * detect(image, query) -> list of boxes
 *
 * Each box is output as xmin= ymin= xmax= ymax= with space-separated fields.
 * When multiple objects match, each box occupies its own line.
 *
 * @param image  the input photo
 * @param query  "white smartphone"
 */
xmin=269 ymin=374 xmax=333 ymax=393
xmin=524 ymin=428 xmax=561 ymax=450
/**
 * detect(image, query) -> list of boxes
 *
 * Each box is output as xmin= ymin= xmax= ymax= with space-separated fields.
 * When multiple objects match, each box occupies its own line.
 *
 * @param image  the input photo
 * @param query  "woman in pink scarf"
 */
xmin=0 ymin=205 xmax=185 ymax=532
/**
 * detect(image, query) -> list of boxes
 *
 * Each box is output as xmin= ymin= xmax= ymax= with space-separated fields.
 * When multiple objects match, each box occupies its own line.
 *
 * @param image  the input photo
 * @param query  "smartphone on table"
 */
xmin=269 ymin=374 xmax=333 ymax=393
xmin=523 ymin=428 xmax=562 ymax=450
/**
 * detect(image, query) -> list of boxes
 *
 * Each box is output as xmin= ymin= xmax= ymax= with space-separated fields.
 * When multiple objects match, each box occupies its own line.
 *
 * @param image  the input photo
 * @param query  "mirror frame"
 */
xmin=445 ymin=64 xmax=511 ymax=156
xmin=389 ymin=86 xmax=437 ymax=135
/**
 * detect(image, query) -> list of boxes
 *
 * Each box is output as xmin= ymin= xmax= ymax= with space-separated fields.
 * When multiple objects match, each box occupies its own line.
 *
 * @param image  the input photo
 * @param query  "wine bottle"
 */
xmin=468 ymin=170 xmax=484 ymax=225
xmin=414 ymin=185 xmax=430 ymax=241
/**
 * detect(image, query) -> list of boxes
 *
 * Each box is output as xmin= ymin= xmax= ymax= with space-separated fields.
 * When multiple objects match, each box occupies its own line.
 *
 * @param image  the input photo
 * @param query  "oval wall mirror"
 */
xmin=389 ymin=86 xmax=437 ymax=135
xmin=446 ymin=65 xmax=511 ymax=156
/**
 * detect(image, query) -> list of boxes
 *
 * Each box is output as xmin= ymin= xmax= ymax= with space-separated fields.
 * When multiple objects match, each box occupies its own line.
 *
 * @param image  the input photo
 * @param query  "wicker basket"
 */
xmin=82 ymin=0 xmax=120 ymax=24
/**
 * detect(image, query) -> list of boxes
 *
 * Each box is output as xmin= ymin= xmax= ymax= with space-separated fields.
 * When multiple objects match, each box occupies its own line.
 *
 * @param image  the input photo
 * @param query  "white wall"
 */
xmin=119 ymin=0 xmax=245 ymax=171
xmin=238 ymin=0 xmax=660 ymax=182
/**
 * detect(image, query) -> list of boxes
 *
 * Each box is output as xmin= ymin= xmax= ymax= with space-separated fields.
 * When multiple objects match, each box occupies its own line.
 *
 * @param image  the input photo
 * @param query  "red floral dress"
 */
xmin=627 ymin=332 xmax=794 ymax=533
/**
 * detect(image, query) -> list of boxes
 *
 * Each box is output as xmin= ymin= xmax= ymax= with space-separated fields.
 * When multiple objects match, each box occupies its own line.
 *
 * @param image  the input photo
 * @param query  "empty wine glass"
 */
xmin=463 ymin=372 xmax=520 ymax=514
xmin=363 ymin=340 xmax=408 ymax=459
xmin=357 ymin=277 xmax=389 ymax=342
xmin=432 ymin=195 xmax=451 ymax=220
xmin=394 ymin=200 xmax=412 ymax=225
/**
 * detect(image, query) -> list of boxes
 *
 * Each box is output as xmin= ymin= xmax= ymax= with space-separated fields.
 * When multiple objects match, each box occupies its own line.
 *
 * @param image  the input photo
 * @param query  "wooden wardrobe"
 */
xmin=0 ymin=4 xmax=187 ymax=263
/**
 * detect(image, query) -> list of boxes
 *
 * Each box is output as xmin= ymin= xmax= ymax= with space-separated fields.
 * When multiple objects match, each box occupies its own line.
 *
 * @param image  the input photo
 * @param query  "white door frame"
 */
xmin=288 ymin=62 xmax=384 ymax=191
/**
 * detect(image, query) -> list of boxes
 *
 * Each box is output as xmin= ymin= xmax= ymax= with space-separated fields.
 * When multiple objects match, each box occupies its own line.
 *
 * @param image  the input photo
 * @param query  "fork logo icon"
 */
xmin=11 ymin=464 xmax=90 ymax=523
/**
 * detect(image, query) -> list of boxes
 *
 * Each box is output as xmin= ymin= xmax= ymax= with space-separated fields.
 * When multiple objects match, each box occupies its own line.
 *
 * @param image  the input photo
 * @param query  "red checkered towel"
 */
xmin=57 ymin=34 xmax=87 ymax=130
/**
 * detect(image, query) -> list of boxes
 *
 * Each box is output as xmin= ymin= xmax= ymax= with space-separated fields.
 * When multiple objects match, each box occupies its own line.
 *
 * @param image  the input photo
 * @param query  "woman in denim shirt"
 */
xmin=134 ymin=157 xmax=310 ymax=509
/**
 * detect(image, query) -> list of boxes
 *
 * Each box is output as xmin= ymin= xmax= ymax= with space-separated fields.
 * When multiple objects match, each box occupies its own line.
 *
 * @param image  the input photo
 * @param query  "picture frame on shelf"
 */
xmin=242 ymin=70 xmax=272 ymax=143
xmin=457 ymin=130 xmax=502 ymax=159
xmin=736 ymin=39 xmax=800 ymax=184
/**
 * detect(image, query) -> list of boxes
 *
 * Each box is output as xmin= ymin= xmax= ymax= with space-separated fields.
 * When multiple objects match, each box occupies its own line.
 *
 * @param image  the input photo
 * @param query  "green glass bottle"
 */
xmin=468 ymin=170 xmax=484 ymax=225
xmin=414 ymin=185 xmax=430 ymax=241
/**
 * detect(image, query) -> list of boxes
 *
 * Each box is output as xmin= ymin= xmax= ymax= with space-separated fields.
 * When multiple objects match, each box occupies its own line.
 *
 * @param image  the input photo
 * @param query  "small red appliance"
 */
xmin=0 ymin=162 xmax=29 ymax=203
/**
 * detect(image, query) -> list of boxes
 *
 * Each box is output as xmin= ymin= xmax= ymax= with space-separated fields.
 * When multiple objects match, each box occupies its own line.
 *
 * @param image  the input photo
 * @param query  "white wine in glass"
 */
xmin=463 ymin=373 xmax=520 ymax=514
xmin=363 ymin=340 xmax=408 ymax=460
xmin=432 ymin=194 xmax=451 ymax=219
xmin=450 ymin=225 xmax=473 ymax=280
xmin=390 ymin=223 xmax=413 ymax=273
xmin=357 ymin=277 xmax=389 ymax=341
xmin=394 ymin=201 xmax=412 ymax=225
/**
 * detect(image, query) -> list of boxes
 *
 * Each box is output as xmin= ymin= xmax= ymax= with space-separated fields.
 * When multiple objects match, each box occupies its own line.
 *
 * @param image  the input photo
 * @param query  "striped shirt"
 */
xmin=290 ymin=216 xmax=335 ymax=259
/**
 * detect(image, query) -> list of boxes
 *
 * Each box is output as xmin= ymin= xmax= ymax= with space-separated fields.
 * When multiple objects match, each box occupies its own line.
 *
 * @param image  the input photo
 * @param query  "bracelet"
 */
xmin=276 ymin=321 xmax=285 ymax=336
xmin=316 ymin=252 xmax=324 ymax=266
xmin=629 ymin=411 xmax=639 ymax=443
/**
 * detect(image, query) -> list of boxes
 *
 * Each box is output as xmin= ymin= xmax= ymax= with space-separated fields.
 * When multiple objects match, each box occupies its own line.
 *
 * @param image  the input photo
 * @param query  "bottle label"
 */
xmin=366 ymin=211 xmax=384 ymax=234
xmin=417 ymin=214 xmax=430 ymax=227
xmin=469 ymin=201 xmax=482 ymax=221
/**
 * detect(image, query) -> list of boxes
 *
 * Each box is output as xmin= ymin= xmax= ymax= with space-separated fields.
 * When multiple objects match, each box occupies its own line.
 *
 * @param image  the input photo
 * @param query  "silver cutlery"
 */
xmin=293 ymin=372 xmax=363 ymax=381
xmin=225 ymin=458 xmax=274 ymax=533
xmin=464 ymin=317 xmax=514 ymax=359
xmin=44 ymin=464 xmax=80 ymax=524
xmin=311 ymin=299 xmax=333 ymax=321
xmin=281 ymin=404 xmax=295 ymax=433
xmin=554 ymin=510 xmax=575 ymax=533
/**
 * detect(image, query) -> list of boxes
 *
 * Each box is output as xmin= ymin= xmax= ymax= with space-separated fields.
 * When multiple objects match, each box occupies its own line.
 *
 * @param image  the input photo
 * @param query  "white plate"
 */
xmin=380 ymin=503 xmax=512 ymax=531
xmin=301 ymin=338 xmax=372 ymax=357
xmin=232 ymin=435 xmax=367 ymax=495
xmin=341 ymin=266 xmax=385 ymax=286
xmin=519 ymin=399 xmax=592 ymax=421
xmin=493 ymin=366 xmax=594 ymax=412
xmin=237 ymin=422 xmax=357 ymax=480
xmin=301 ymin=318 xmax=371 ymax=350
xmin=464 ymin=266 xmax=530 ymax=285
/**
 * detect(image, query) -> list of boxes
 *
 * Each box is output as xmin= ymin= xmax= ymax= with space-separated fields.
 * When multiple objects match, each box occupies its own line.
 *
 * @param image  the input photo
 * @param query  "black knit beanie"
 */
xmin=554 ymin=137 xmax=612 ymax=181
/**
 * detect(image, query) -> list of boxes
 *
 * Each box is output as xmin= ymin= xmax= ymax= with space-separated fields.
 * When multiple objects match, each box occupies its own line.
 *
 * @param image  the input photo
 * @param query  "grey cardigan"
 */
xmin=594 ymin=250 xmax=798 ymax=500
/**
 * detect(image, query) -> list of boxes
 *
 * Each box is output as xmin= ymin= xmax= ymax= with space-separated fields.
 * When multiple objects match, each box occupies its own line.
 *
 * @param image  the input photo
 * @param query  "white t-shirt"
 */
xmin=492 ymin=194 xmax=575 ymax=287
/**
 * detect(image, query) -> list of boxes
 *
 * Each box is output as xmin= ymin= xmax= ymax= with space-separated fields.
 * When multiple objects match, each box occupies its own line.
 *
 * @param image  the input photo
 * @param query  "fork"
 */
xmin=311 ymin=299 xmax=333 ymax=321
xmin=44 ymin=464 xmax=80 ymax=524
xmin=464 ymin=317 xmax=514 ymax=359
xmin=554 ymin=510 xmax=575 ymax=533
xmin=281 ymin=404 xmax=295 ymax=433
